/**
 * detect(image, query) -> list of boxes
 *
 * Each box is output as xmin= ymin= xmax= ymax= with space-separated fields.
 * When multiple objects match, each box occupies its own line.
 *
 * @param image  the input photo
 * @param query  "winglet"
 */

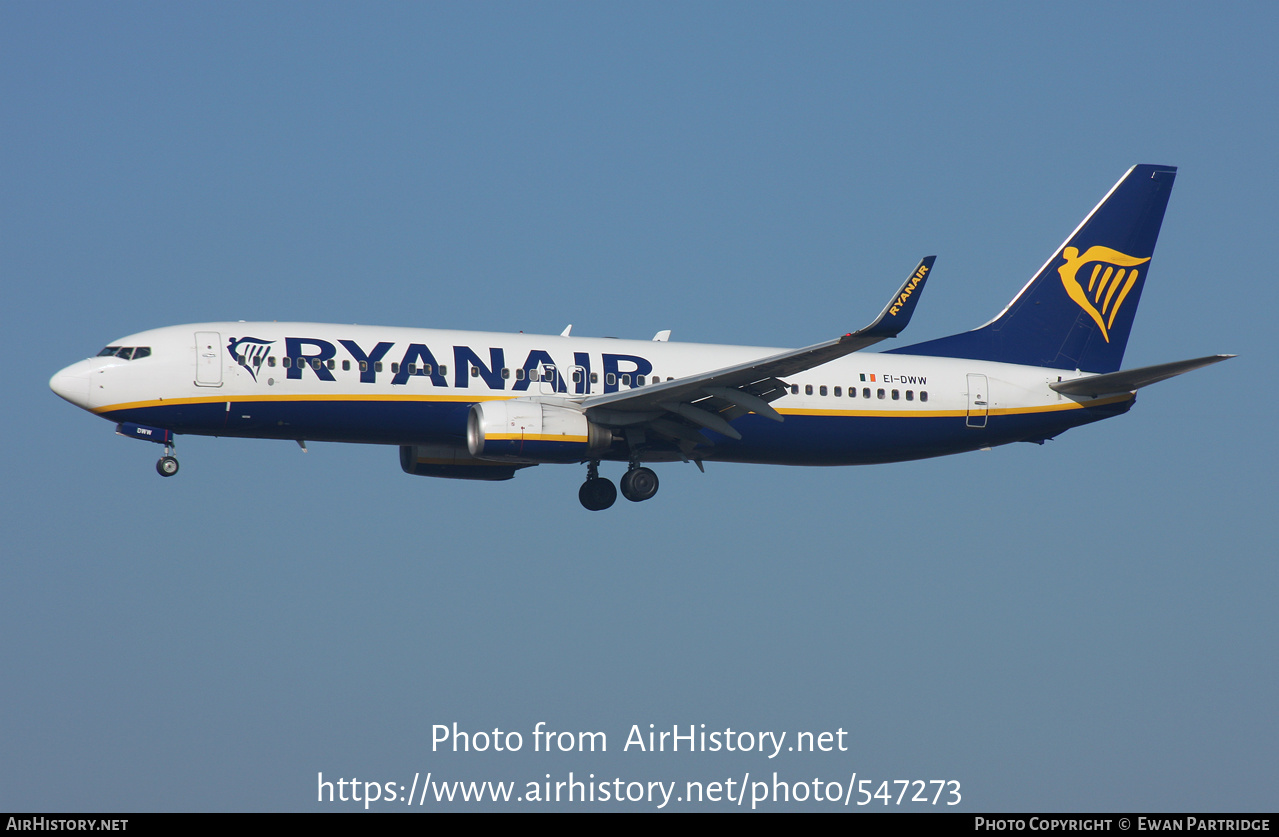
xmin=856 ymin=256 xmax=935 ymax=340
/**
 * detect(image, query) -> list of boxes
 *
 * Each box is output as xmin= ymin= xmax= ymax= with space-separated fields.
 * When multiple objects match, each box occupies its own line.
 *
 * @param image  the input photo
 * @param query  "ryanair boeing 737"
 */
xmin=50 ymin=165 xmax=1231 ymax=510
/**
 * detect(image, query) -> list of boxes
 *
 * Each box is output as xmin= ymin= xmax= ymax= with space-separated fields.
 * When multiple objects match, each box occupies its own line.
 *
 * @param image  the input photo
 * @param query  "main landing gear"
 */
xmin=620 ymin=464 xmax=659 ymax=502
xmin=578 ymin=461 xmax=660 ymax=510
xmin=579 ymin=460 xmax=616 ymax=510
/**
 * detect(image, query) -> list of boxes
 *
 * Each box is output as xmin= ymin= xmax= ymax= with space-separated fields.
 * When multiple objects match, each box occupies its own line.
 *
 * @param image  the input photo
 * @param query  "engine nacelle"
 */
xmin=399 ymin=443 xmax=532 ymax=481
xmin=467 ymin=400 xmax=612 ymax=463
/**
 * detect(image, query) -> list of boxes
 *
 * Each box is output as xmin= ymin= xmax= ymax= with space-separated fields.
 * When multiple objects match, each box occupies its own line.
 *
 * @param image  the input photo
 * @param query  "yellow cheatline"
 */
xmin=486 ymin=434 xmax=590 ymax=443
xmin=96 ymin=392 xmax=1133 ymax=420
xmin=92 ymin=392 xmax=517 ymax=414
xmin=774 ymin=393 xmax=1132 ymax=419
xmin=776 ymin=407 xmax=963 ymax=418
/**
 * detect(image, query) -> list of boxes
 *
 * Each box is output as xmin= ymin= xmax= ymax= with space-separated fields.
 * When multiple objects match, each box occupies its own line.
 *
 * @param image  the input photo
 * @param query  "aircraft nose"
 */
xmin=50 ymin=361 xmax=92 ymax=409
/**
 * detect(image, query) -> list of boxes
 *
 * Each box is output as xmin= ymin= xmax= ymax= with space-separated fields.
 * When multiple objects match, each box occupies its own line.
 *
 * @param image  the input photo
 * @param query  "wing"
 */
xmin=582 ymin=257 xmax=935 ymax=445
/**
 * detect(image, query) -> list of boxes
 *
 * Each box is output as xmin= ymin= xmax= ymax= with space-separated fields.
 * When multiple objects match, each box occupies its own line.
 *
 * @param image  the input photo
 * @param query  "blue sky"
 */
xmin=3 ymin=2 xmax=1275 ymax=811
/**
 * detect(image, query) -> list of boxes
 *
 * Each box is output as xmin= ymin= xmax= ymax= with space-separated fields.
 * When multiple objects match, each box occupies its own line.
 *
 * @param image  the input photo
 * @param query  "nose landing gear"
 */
xmin=116 ymin=423 xmax=180 ymax=478
xmin=156 ymin=444 xmax=179 ymax=477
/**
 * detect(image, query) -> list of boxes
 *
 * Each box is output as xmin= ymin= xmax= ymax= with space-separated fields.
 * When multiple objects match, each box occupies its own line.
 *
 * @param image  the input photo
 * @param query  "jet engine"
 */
xmin=467 ymin=400 xmax=612 ymax=463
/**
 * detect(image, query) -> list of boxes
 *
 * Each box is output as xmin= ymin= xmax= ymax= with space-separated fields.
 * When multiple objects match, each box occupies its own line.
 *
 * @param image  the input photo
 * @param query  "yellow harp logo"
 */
xmin=1057 ymin=246 xmax=1150 ymax=342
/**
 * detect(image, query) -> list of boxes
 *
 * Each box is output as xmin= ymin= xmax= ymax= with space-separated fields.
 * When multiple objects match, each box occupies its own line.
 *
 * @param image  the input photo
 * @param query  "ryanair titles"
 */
xmin=888 ymin=261 xmax=930 ymax=316
xmin=228 ymin=335 xmax=653 ymax=395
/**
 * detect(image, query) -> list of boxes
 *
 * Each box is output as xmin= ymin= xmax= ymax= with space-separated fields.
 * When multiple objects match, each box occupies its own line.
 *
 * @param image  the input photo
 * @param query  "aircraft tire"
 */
xmin=156 ymin=456 xmax=179 ymax=477
xmin=579 ymin=477 xmax=617 ymax=511
xmin=620 ymin=467 xmax=659 ymax=502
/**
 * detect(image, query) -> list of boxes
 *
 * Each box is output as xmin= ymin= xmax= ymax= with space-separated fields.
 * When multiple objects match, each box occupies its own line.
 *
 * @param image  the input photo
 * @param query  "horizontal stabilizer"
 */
xmin=1050 ymin=354 xmax=1234 ymax=397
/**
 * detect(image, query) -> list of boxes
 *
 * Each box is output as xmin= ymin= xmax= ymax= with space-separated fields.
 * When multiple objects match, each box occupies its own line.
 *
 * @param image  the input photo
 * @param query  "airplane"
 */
xmin=50 ymin=164 xmax=1232 ymax=510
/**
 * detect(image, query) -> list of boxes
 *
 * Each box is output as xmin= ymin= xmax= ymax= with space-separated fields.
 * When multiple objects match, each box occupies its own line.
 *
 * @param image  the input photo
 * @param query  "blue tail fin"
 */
xmin=887 ymin=164 xmax=1177 ymax=373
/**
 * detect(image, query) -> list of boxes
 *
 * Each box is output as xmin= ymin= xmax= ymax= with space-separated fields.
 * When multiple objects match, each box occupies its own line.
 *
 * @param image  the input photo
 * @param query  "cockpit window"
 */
xmin=96 ymin=346 xmax=151 ymax=360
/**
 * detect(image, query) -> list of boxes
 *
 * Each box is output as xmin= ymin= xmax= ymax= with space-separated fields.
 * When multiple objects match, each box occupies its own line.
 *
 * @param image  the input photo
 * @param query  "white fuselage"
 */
xmin=50 ymin=322 xmax=1132 ymax=467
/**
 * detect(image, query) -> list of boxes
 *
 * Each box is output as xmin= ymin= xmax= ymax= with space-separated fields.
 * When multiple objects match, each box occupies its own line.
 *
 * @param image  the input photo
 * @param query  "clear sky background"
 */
xmin=3 ymin=2 xmax=1275 ymax=812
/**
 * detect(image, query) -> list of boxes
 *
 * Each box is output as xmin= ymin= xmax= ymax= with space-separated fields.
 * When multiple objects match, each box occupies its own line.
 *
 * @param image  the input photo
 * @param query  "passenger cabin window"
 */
xmin=834 ymin=386 xmax=841 ymax=397
xmin=920 ymin=391 xmax=928 ymax=402
xmin=342 ymin=360 xmax=350 ymax=371
xmin=819 ymin=385 xmax=828 ymax=396
xmin=892 ymin=389 xmax=899 ymax=400
xmin=268 ymin=357 xmax=276 ymax=367
xmin=805 ymin=385 xmax=813 ymax=395
xmin=877 ymin=389 xmax=885 ymax=399
xmin=862 ymin=387 xmax=871 ymax=398
xmin=906 ymin=391 xmax=914 ymax=401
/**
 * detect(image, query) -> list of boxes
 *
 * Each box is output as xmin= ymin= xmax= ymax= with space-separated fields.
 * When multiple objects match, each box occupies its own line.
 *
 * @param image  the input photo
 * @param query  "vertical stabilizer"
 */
xmin=888 ymin=165 xmax=1177 ymax=373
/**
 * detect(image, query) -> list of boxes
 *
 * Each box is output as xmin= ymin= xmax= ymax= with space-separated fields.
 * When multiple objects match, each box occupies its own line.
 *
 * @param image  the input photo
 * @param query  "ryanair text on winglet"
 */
xmin=888 ymin=263 xmax=930 ymax=316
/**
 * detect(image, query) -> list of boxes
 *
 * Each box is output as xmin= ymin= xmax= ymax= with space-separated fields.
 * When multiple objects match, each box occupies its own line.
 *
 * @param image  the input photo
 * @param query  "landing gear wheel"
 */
xmin=156 ymin=455 xmax=179 ymax=477
xmin=578 ymin=477 xmax=617 ymax=511
xmin=620 ymin=467 xmax=659 ymax=502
